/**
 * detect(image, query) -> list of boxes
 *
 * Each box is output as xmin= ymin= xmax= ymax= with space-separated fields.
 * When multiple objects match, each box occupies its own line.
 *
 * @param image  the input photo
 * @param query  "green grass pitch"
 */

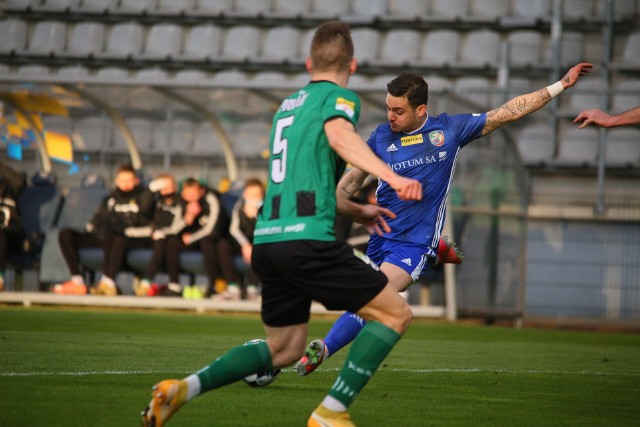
xmin=1 ymin=306 xmax=639 ymax=426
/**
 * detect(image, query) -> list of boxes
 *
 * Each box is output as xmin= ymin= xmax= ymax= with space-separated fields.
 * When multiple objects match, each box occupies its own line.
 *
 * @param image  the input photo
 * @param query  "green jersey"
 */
xmin=254 ymin=80 xmax=361 ymax=244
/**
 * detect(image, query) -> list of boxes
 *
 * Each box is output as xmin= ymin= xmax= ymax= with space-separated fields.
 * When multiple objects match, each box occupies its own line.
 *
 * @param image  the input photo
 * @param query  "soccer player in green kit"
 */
xmin=141 ymin=20 xmax=422 ymax=427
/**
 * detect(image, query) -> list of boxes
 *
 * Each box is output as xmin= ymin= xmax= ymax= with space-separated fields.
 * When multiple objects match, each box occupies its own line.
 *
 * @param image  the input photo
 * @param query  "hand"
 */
xmin=560 ymin=63 xmax=593 ymax=89
xmin=241 ymin=244 xmax=253 ymax=265
xmin=181 ymin=233 xmax=191 ymax=245
xmin=389 ymin=176 xmax=422 ymax=201
xmin=352 ymin=204 xmax=397 ymax=236
xmin=185 ymin=201 xmax=201 ymax=216
xmin=573 ymin=108 xmax=612 ymax=129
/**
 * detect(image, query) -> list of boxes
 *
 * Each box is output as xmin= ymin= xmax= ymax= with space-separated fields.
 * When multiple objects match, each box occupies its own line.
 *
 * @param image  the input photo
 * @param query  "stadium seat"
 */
xmin=73 ymin=116 xmax=112 ymax=152
xmin=135 ymin=67 xmax=169 ymax=82
xmin=430 ymin=0 xmax=469 ymax=20
xmin=110 ymin=118 xmax=154 ymax=153
xmin=155 ymin=0 xmax=195 ymax=15
xmin=17 ymin=64 xmax=50 ymax=77
xmin=350 ymin=28 xmax=382 ymax=66
xmin=251 ymin=71 xmax=292 ymax=87
xmin=342 ymin=0 xmax=388 ymax=24
xmin=189 ymin=0 xmax=232 ymax=16
xmin=612 ymin=31 xmax=640 ymax=71
xmin=555 ymin=126 xmax=598 ymax=166
xmin=561 ymin=78 xmax=607 ymax=116
xmin=507 ymin=31 xmax=542 ymax=68
xmin=23 ymin=21 xmax=67 ymax=57
xmin=220 ymin=26 xmax=262 ymax=62
xmin=0 ymin=19 xmax=27 ymax=55
xmin=193 ymin=122 xmax=225 ymax=156
xmin=516 ymin=123 xmax=555 ymax=166
xmin=600 ymin=0 xmax=637 ymax=21
xmin=562 ymin=0 xmax=596 ymax=21
xmin=96 ymin=67 xmax=130 ymax=80
xmin=370 ymin=29 xmax=422 ymax=67
xmin=174 ymin=69 xmax=209 ymax=84
xmin=605 ymin=128 xmax=640 ymax=168
xmin=210 ymin=69 xmax=247 ymax=86
xmin=458 ymin=30 xmax=500 ymax=69
xmin=466 ymin=0 xmax=510 ymax=22
xmin=424 ymin=75 xmax=453 ymax=93
xmin=152 ymin=118 xmax=195 ymax=154
xmin=75 ymin=0 xmax=118 ymax=13
xmin=501 ymin=0 xmax=550 ymax=27
xmin=176 ymin=24 xmax=222 ymax=61
xmin=59 ymin=22 xmax=105 ymax=58
xmin=612 ymin=79 xmax=640 ymax=113
xmin=31 ymin=0 xmax=79 ymax=12
xmin=454 ymin=76 xmax=494 ymax=108
xmin=3 ymin=0 xmax=36 ymax=12
xmin=543 ymin=31 xmax=584 ymax=67
xmin=303 ymin=0 xmax=349 ymax=19
xmin=139 ymin=23 xmax=183 ymax=60
xmin=416 ymin=30 xmax=460 ymax=67
xmin=265 ymin=0 xmax=312 ymax=19
xmin=233 ymin=121 xmax=271 ymax=158
xmin=382 ymin=0 xmax=428 ymax=22
xmin=114 ymin=0 xmax=156 ymax=14
xmin=225 ymin=0 xmax=273 ymax=18
xmin=257 ymin=26 xmax=301 ymax=64
xmin=293 ymin=27 xmax=316 ymax=63
xmin=97 ymin=22 xmax=144 ymax=59
xmin=57 ymin=65 xmax=90 ymax=78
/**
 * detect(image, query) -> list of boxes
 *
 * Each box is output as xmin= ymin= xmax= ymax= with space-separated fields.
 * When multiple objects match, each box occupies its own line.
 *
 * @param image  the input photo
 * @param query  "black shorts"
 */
xmin=252 ymin=240 xmax=388 ymax=327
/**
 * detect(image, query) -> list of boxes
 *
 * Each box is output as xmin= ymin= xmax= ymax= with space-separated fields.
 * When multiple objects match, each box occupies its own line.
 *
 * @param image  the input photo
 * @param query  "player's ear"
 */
xmin=349 ymin=58 xmax=357 ymax=74
xmin=305 ymin=57 xmax=313 ymax=73
xmin=417 ymin=104 xmax=427 ymax=118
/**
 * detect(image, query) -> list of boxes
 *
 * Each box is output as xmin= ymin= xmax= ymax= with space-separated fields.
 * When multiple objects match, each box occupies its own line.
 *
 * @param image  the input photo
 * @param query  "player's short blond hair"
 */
xmin=310 ymin=20 xmax=354 ymax=72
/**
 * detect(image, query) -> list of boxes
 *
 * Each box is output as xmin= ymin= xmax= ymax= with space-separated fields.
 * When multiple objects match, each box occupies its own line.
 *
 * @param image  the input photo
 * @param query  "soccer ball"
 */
xmin=242 ymin=339 xmax=281 ymax=387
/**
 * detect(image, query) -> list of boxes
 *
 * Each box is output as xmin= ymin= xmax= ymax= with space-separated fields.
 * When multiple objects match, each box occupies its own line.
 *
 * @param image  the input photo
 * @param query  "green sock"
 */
xmin=328 ymin=321 xmax=401 ymax=408
xmin=196 ymin=340 xmax=273 ymax=393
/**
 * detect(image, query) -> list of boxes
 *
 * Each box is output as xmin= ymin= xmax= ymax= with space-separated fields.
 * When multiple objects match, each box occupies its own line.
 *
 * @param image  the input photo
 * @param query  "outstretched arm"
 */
xmin=574 ymin=106 xmax=640 ymax=128
xmin=482 ymin=63 xmax=593 ymax=136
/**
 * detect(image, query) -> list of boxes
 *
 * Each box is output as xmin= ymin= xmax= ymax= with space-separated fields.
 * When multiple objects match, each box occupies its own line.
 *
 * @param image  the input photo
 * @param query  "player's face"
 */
xmin=114 ymin=171 xmax=138 ymax=193
xmin=181 ymin=185 xmax=203 ymax=203
xmin=386 ymin=94 xmax=425 ymax=133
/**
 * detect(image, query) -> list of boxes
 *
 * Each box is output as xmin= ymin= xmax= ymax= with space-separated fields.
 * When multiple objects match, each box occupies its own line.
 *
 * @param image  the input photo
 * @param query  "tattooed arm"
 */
xmin=482 ymin=63 xmax=593 ymax=136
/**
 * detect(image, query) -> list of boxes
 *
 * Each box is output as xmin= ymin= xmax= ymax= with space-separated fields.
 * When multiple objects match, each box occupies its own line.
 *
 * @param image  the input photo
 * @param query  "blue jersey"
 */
xmin=367 ymin=112 xmax=486 ymax=256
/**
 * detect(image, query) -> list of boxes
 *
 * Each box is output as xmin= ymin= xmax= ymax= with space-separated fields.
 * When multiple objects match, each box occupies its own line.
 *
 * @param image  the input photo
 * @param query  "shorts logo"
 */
xmin=335 ymin=97 xmax=355 ymax=118
xmin=401 ymin=134 xmax=423 ymax=146
xmin=429 ymin=130 xmax=445 ymax=147
xmin=401 ymin=258 xmax=412 ymax=266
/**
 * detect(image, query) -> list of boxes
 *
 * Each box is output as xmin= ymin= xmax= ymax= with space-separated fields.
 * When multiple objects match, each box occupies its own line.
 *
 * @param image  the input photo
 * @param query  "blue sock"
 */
xmin=324 ymin=312 xmax=366 ymax=357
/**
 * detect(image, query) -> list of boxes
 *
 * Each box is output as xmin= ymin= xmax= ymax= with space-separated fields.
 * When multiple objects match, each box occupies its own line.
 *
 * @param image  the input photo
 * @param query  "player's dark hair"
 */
xmin=182 ymin=177 xmax=201 ymax=189
xmin=387 ymin=73 xmax=429 ymax=109
xmin=310 ymin=20 xmax=354 ymax=72
xmin=116 ymin=163 xmax=136 ymax=175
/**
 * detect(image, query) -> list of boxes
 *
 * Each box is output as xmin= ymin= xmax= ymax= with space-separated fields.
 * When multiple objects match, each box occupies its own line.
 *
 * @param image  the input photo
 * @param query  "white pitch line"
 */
xmin=2 ymin=367 xmax=639 ymax=377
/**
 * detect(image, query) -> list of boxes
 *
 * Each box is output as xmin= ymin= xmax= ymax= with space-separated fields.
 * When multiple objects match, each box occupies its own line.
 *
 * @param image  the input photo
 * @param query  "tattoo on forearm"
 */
xmin=483 ymin=89 xmax=552 ymax=135
xmin=341 ymin=186 xmax=352 ymax=196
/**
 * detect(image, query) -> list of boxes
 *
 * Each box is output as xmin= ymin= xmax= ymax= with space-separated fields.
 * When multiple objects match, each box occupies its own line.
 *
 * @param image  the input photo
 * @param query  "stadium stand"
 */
xmin=0 ymin=19 xmax=27 ymax=55
xmin=554 ymin=126 xmax=599 ymax=167
xmin=416 ymin=30 xmax=461 ymax=68
xmin=22 ymin=20 xmax=67 ymax=57
xmin=176 ymin=24 xmax=223 ymax=62
xmin=515 ymin=123 xmax=555 ymax=167
xmin=605 ymin=128 xmax=640 ymax=168
xmin=139 ymin=23 xmax=184 ymax=61
xmin=96 ymin=21 xmax=144 ymax=60
xmin=59 ymin=22 xmax=105 ymax=58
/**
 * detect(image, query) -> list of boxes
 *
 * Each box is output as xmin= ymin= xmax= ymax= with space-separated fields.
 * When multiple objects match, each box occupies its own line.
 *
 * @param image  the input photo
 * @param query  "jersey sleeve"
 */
xmin=322 ymin=88 xmax=361 ymax=128
xmin=451 ymin=113 xmax=486 ymax=148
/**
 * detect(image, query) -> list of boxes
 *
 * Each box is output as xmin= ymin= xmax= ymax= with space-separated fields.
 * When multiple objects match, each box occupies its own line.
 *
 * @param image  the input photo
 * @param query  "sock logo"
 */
xmin=347 ymin=361 xmax=373 ymax=377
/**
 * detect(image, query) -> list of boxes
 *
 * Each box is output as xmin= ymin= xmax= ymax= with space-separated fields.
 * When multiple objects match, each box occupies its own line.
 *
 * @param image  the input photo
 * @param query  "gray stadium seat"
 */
xmin=257 ymin=26 xmax=301 ymax=64
xmin=155 ymin=0 xmax=195 ymax=15
xmin=416 ymin=30 xmax=460 ymax=67
xmin=24 ymin=21 xmax=67 ymax=56
xmin=562 ymin=78 xmax=607 ymax=116
xmin=177 ymin=24 xmax=222 ymax=61
xmin=57 ymin=64 xmax=90 ymax=78
xmin=458 ymin=30 xmax=500 ymax=68
xmin=605 ymin=128 xmax=640 ymax=167
xmin=174 ymin=69 xmax=209 ymax=84
xmin=76 ymin=0 xmax=118 ymax=13
xmin=612 ymin=80 xmax=640 ymax=114
xmin=226 ymin=0 xmax=273 ymax=18
xmin=112 ymin=118 xmax=154 ymax=153
xmin=153 ymin=118 xmax=195 ymax=154
xmin=351 ymin=28 xmax=382 ymax=66
xmin=383 ymin=0 xmax=428 ymax=22
xmin=193 ymin=122 xmax=224 ymax=156
xmin=516 ymin=123 xmax=555 ymax=166
xmin=97 ymin=22 xmax=144 ymax=59
xmin=135 ymin=67 xmax=169 ymax=83
xmin=612 ymin=31 xmax=640 ymax=71
xmin=544 ymin=31 xmax=584 ymax=67
xmin=563 ymin=0 xmax=596 ymax=20
xmin=342 ymin=0 xmax=388 ymax=24
xmin=371 ymin=29 xmax=422 ymax=67
xmin=467 ymin=0 xmax=510 ymax=22
xmin=73 ymin=116 xmax=112 ymax=152
xmin=501 ymin=0 xmax=550 ymax=26
xmin=294 ymin=28 xmax=316 ymax=63
xmin=139 ymin=23 xmax=183 ymax=60
xmin=430 ymin=0 xmax=469 ymax=20
xmin=96 ymin=67 xmax=130 ymax=80
xmin=507 ymin=31 xmax=543 ymax=68
xmin=189 ymin=0 xmax=232 ymax=16
xmin=454 ymin=76 xmax=494 ymax=108
xmin=59 ymin=22 xmax=105 ymax=58
xmin=0 ymin=19 xmax=27 ymax=55
xmin=4 ymin=0 xmax=37 ymax=11
xmin=210 ymin=69 xmax=247 ymax=86
xmin=220 ymin=26 xmax=262 ymax=62
xmin=17 ymin=64 xmax=50 ymax=77
xmin=233 ymin=121 xmax=271 ymax=158
xmin=555 ymin=126 xmax=598 ymax=166
xmin=600 ymin=0 xmax=637 ymax=20
xmin=265 ymin=0 xmax=312 ymax=19
xmin=32 ymin=0 xmax=80 ymax=12
xmin=115 ymin=0 xmax=156 ymax=14
xmin=303 ymin=0 xmax=349 ymax=19
xmin=424 ymin=74 xmax=453 ymax=93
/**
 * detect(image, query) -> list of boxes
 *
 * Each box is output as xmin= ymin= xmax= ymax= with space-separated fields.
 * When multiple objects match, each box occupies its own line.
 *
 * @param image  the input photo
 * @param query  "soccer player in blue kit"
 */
xmin=296 ymin=63 xmax=593 ymax=376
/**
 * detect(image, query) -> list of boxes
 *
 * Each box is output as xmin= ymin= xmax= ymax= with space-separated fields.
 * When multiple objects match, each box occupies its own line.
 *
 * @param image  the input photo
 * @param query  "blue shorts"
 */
xmin=366 ymin=235 xmax=435 ymax=282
